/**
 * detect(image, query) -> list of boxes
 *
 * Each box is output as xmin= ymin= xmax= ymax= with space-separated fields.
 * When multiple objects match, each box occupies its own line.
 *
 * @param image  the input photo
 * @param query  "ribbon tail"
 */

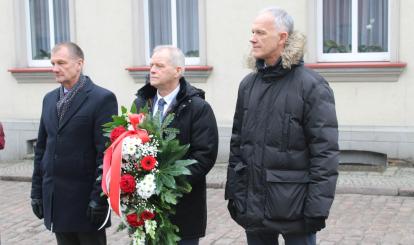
xmin=102 ymin=146 xmax=113 ymax=195
xmin=109 ymin=141 xmax=123 ymax=216
xmin=98 ymin=202 xmax=111 ymax=231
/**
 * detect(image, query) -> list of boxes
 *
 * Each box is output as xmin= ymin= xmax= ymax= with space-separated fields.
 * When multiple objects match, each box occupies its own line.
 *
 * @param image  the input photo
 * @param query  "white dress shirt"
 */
xmin=153 ymin=84 xmax=181 ymax=117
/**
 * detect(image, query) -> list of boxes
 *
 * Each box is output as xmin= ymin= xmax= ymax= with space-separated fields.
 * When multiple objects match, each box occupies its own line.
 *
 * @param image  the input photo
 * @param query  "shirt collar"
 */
xmin=156 ymin=84 xmax=180 ymax=106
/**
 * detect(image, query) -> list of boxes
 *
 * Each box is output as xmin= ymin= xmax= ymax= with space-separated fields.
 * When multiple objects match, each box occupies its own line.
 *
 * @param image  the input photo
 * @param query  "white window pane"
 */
xmin=323 ymin=0 xmax=352 ymax=53
xmin=29 ymin=0 xmax=51 ymax=60
xmin=53 ymin=0 xmax=70 ymax=43
xmin=177 ymin=0 xmax=199 ymax=57
xmin=358 ymin=0 xmax=388 ymax=52
xmin=149 ymin=0 xmax=172 ymax=52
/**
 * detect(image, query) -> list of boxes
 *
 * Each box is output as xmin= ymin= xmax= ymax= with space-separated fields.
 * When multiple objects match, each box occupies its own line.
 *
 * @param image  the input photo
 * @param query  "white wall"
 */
xmin=0 ymin=0 xmax=412 ymax=161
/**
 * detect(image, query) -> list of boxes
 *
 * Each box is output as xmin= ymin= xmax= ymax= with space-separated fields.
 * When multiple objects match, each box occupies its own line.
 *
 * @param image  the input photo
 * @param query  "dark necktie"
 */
xmin=157 ymin=98 xmax=166 ymax=123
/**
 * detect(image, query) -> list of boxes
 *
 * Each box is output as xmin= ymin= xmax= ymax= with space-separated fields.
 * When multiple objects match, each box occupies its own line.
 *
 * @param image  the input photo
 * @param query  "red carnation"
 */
xmin=140 ymin=156 xmax=156 ymax=171
xmin=120 ymin=174 xmax=136 ymax=193
xmin=110 ymin=126 xmax=126 ymax=143
xmin=141 ymin=210 xmax=155 ymax=220
xmin=126 ymin=213 xmax=144 ymax=227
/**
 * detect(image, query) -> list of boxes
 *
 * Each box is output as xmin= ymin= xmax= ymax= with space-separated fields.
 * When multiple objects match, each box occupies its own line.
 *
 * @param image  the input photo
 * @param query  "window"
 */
xmin=25 ymin=0 xmax=70 ymax=67
xmin=143 ymin=0 xmax=200 ymax=65
xmin=317 ymin=0 xmax=391 ymax=62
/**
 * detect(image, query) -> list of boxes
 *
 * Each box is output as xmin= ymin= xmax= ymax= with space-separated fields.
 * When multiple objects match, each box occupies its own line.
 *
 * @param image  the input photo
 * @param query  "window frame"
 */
xmin=25 ymin=0 xmax=57 ymax=67
xmin=142 ymin=0 xmax=202 ymax=65
xmin=13 ymin=0 xmax=75 ymax=68
xmin=316 ymin=0 xmax=395 ymax=62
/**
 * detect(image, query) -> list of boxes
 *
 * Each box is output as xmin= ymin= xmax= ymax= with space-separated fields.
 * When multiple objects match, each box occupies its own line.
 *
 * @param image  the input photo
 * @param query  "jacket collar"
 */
xmin=58 ymin=76 xmax=93 ymax=131
xmin=136 ymin=77 xmax=205 ymax=104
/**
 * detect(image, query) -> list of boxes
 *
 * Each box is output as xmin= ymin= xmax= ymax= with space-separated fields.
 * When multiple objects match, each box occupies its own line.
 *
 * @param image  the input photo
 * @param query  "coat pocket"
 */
xmin=225 ymin=162 xmax=248 ymax=214
xmin=264 ymin=169 xmax=309 ymax=220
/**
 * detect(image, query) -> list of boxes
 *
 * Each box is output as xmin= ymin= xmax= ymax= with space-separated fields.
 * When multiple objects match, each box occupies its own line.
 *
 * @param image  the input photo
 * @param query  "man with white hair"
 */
xmin=134 ymin=45 xmax=218 ymax=245
xmin=225 ymin=7 xmax=339 ymax=245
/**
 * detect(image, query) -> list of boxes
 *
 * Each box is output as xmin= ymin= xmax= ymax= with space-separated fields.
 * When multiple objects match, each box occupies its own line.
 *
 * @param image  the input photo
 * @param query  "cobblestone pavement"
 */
xmin=1 ymin=180 xmax=414 ymax=245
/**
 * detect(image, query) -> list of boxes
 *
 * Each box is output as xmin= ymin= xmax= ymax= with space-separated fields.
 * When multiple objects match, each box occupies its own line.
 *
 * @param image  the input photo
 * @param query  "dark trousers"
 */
xmin=55 ymin=230 xmax=106 ymax=245
xmin=246 ymin=232 xmax=316 ymax=245
xmin=178 ymin=238 xmax=199 ymax=245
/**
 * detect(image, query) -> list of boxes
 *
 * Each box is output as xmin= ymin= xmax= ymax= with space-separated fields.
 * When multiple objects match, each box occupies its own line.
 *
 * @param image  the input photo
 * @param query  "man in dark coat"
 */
xmin=134 ymin=45 xmax=218 ymax=245
xmin=30 ymin=42 xmax=118 ymax=245
xmin=225 ymin=7 xmax=339 ymax=245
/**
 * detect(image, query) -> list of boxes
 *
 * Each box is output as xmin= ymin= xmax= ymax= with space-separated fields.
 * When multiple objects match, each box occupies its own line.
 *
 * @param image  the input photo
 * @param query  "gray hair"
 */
xmin=260 ymin=7 xmax=294 ymax=34
xmin=52 ymin=42 xmax=84 ymax=60
xmin=153 ymin=45 xmax=185 ymax=76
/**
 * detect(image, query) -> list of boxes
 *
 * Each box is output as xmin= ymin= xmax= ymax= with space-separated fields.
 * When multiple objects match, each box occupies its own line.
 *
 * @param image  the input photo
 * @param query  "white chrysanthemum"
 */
xmin=122 ymin=136 xmax=143 ymax=157
xmin=136 ymin=174 xmax=156 ymax=199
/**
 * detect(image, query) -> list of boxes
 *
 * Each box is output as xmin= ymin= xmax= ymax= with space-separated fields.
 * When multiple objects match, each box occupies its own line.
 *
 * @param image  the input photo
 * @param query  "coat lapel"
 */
xmin=58 ymin=80 xmax=92 ymax=131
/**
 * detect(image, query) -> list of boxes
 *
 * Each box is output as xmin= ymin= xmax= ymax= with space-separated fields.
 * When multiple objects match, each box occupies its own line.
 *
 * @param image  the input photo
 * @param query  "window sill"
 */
xmin=126 ymin=66 xmax=213 ymax=83
xmin=8 ymin=68 xmax=55 ymax=83
xmin=305 ymin=62 xmax=407 ymax=82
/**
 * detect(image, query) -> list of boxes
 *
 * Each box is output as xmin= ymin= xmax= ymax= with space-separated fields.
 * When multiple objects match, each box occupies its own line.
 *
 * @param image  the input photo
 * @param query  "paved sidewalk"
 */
xmin=1 ymin=181 xmax=414 ymax=244
xmin=1 ymin=160 xmax=414 ymax=196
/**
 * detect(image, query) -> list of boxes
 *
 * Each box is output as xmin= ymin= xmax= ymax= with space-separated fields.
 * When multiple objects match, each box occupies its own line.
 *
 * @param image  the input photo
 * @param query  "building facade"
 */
xmin=1 ymin=0 xmax=413 ymax=164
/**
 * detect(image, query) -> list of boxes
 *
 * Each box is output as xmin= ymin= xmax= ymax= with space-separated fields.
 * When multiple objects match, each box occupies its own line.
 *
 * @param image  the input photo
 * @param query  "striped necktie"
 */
xmin=157 ymin=98 xmax=166 ymax=123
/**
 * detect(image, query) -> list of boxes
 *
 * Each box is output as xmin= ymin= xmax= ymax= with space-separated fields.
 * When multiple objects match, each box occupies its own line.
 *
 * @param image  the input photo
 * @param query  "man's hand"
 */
xmin=304 ymin=217 xmax=326 ymax=233
xmin=31 ymin=199 xmax=43 ymax=219
xmin=86 ymin=200 xmax=108 ymax=225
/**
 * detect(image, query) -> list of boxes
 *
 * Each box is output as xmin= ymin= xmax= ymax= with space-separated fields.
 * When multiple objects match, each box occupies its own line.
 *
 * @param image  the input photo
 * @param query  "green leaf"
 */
xmin=159 ymin=161 xmax=194 ymax=176
xmin=102 ymin=121 xmax=114 ymax=127
xmin=161 ymin=113 xmax=175 ymax=129
xmin=159 ymin=173 xmax=176 ymax=189
xmin=162 ymin=190 xmax=177 ymax=204
xmin=130 ymin=102 xmax=137 ymax=114
xmin=155 ymin=175 xmax=163 ymax=195
xmin=176 ymin=179 xmax=192 ymax=193
xmin=102 ymin=127 xmax=113 ymax=133
xmin=121 ymin=106 xmax=127 ymax=114
xmin=158 ymin=142 xmax=190 ymax=166
xmin=174 ymin=159 xmax=197 ymax=168
xmin=117 ymin=222 xmax=127 ymax=232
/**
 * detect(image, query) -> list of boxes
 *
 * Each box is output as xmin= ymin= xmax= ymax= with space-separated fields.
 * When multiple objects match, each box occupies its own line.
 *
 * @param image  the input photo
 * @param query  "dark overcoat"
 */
xmin=31 ymin=77 xmax=117 ymax=232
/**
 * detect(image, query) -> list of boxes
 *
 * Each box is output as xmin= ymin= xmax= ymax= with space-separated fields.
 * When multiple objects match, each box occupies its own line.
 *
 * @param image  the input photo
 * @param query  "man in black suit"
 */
xmin=30 ymin=42 xmax=118 ymax=245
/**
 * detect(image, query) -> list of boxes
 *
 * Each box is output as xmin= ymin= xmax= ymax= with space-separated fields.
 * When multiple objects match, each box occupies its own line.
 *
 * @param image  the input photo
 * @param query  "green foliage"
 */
xmin=358 ymin=44 xmax=384 ymax=52
xmin=101 ymin=101 xmax=196 ymax=244
xmin=324 ymin=40 xmax=385 ymax=53
xmin=323 ymin=40 xmax=351 ymax=53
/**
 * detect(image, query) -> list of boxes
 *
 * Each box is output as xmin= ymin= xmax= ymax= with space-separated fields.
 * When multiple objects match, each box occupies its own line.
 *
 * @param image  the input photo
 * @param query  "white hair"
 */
xmin=260 ymin=6 xmax=294 ymax=34
xmin=152 ymin=45 xmax=185 ymax=76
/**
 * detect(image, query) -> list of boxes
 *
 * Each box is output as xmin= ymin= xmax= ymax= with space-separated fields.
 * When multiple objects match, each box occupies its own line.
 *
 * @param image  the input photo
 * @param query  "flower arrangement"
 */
xmin=101 ymin=104 xmax=195 ymax=244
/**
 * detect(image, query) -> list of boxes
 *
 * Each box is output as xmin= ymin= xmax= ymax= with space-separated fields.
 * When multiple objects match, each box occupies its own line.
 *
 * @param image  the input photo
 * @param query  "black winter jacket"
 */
xmin=225 ymin=57 xmax=339 ymax=235
xmin=134 ymin=77 xmax=218 ymax=239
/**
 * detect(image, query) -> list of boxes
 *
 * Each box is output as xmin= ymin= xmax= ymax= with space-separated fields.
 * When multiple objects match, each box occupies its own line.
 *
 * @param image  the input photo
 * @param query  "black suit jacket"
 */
xmin=31 ymin=77 xmax=118 ymax=232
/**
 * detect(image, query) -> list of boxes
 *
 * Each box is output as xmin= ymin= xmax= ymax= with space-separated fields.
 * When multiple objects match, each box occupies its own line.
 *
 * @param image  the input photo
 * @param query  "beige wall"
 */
xmin=0 ymin=0 xmax=412 ymax=160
